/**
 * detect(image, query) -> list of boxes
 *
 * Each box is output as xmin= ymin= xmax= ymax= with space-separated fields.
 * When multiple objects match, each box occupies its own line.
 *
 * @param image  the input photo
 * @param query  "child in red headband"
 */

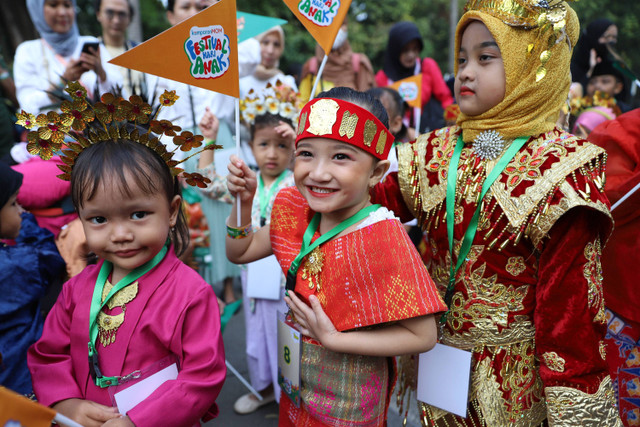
xmin=225 ymin=87 xmax=445 ymax=426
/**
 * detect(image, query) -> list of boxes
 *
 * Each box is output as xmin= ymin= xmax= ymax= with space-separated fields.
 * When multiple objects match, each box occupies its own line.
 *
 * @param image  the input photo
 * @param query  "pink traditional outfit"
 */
xmin=271 ymin=97 xmax=446 ymax=426
xmin=28 ymin=248 xmax=225 ymax=427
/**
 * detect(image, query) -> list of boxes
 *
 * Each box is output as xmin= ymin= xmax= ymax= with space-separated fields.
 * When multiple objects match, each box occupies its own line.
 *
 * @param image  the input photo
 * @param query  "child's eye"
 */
xmin=333 ymin=153 xmax=351 ymax=161
xmin=479 ymin=54 xmax=493 ymax=61
xmin=296 ymin=150 xmax=312 ymax=157
xmin=131 ymin=211 xmax=147 ymax=220
xmin=457 ymin=56 xmax=467 ymax=65
xmin=89 ymin=216 xmax=106 ymax=225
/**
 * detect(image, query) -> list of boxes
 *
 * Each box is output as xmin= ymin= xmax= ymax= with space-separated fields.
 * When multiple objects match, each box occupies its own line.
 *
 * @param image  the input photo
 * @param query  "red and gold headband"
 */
xmin=295 ymin=98 xmax=395 ymax=160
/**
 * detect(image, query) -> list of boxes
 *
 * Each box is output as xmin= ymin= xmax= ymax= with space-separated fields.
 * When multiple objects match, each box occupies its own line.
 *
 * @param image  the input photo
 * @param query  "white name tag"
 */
xmin=277 ymin=311 xmax=302 ymax=407
xmin=417 ymin=343 xmax=472 ymax=418
xmin=112 ymin=361 xmax=179 ymax=415
xmin=247 ymin=255 xmax=282 ymax=300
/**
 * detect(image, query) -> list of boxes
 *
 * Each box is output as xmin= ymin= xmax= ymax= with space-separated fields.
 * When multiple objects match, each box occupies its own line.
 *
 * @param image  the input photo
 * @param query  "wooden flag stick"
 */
xmin=611 ymin=180 xmax=640 ymax=211
xmin=309 ymin=54 xmax=329 ymax=101
xmin=235 ymin=97 xmax=242 ymax=226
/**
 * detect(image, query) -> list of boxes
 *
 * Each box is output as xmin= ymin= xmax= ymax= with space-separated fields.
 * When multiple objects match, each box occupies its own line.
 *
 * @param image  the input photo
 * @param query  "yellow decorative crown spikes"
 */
xmin=465 ymin=0 xmax=577 ymax=82
xmin=239 ymin=80 xmax=305 ymax=127
xmin=15 ymin=82 xmax=221 ymax=188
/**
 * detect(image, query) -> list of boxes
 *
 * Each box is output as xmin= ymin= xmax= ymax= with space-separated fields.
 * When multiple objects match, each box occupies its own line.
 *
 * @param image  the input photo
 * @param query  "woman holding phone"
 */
xmin=13 ymin=0 xmax=122 ymax=113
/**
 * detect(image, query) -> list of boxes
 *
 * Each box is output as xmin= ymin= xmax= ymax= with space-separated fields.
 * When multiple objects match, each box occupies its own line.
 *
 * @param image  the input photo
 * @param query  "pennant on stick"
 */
xmin=389 ymin=74 xmax=423 ymax=109
xmin=110 ymin=0 xmax=239 ymax=97
xmin=237 ymin=12 xmax=287 ymax=43
xmin=283 ymin=0 xmax=352 ymax=55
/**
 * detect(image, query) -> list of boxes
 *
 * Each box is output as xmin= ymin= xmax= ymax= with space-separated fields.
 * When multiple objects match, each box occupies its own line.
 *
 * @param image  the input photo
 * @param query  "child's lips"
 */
xmin=459 ymin=87 xmax=475 ymax=96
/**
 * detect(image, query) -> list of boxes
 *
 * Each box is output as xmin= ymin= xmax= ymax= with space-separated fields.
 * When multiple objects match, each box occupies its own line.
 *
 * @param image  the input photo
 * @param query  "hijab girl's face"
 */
xmin=399 ymin=39 xmax=421 ymax=69
xmin=260 ymin=31 xmax=283 ymax=69
xmin=44 ymin=0 xmax=75 ymax=34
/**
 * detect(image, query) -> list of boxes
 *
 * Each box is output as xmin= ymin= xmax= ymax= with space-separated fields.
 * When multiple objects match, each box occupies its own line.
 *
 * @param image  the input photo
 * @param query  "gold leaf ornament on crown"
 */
xmin=15 ymin=81 xmax=222 ymax=188
xmin=464 ymin=0 xmax=577 ymax=82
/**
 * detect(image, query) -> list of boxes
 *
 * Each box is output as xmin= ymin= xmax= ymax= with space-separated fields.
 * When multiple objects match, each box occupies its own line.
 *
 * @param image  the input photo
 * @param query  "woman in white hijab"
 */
xmin=13 ymin=0 xmax=122 ymax=113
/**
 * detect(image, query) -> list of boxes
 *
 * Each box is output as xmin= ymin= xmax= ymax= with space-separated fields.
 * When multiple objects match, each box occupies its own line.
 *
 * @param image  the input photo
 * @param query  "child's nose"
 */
xmin=308 ymin=160 xmax=331 ymax=181
xmin=111 ymin=223 xmax=133 ymax=242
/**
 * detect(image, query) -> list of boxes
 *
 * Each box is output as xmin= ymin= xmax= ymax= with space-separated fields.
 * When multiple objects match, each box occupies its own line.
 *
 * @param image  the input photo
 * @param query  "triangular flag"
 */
xmin=389 ymin=74 xmax=423 ymax=109
xmin=110 ymin=0 xmax=239 ymax=98
xmin=237 ymin=12 xmax=287 ymax=43
xmin=283 ymin=0 xmax=352 ymax=55
xmin=0 ymin=386 xmax=56 ymax=427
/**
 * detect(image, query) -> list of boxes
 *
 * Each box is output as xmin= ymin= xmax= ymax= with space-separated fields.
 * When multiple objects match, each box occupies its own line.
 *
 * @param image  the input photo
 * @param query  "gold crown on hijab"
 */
xmin=465 ymin=0 xmax=576 ymax=81
xmin=15 ymin=82 xmax=221 ymax=187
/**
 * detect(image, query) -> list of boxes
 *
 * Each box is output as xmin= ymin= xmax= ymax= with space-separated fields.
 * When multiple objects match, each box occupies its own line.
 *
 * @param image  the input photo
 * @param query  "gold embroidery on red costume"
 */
xmin=583 ymin=238 xmax=606 ymax=323
xmin=505 ymin=256 xmax=526 ymax=276
xmin=542 ymin=351 xmax=566 ymax=373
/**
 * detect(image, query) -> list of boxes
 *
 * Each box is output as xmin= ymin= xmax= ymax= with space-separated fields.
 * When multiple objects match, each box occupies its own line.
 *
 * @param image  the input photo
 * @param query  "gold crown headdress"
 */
xmin=239 ymin=81 xmax=304 ymax=127
xmin=566 ymin=90 xmax=622 ymax=118
xmin=15 ymin=82 xmax=221 ymax=188
xmin=465 ymin=0 xmax=576 ymax=81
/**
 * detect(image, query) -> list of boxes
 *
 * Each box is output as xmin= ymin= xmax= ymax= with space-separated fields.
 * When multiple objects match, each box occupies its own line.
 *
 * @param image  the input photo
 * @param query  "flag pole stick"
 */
xmin=309 ymin=54 xmax=329 ymax=101
xmin=611 ymin=180 xmax=640 ymax=211
xmin=235 ymin=97 xmax=242 ymax=226
xmin=54 ymin=413 xmax=84 ymax=427
xmin=415 ymin=107 xmax=422 ymax=137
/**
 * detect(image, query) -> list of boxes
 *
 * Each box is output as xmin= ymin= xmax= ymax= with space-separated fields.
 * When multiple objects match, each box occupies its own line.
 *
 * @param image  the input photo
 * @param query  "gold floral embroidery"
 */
xmin=583 ymin=238 xmax=606 ymax=323
xmin=545 ymin=376 xmax=622 ymax=426
xmin=97 ymin=280 xmax=138 ymax=347
xmin=599 ymin=341 xmax=607 ymax=360
xmin=505 ymin=256 xmax=526 ymax=276
xmin=301 ymin=247 xmax=324 ymax=292
xmin=542 ymin=351 xmax=566 ymax=373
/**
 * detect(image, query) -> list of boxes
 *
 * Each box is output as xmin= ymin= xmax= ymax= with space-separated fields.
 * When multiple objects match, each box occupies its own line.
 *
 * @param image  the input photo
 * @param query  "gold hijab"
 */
xmin=455 ymin=1 xmax=580 ymax=142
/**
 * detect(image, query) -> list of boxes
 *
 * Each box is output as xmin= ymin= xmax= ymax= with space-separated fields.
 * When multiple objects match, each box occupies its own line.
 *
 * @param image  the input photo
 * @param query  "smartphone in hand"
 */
xmin=81 ymin=41 xmax=100 ymax=55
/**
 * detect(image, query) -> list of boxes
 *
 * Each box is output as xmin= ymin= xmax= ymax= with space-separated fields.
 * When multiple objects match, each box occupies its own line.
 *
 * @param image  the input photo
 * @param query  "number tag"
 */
xmin=277 ymin=311 xmax=301 ymax=407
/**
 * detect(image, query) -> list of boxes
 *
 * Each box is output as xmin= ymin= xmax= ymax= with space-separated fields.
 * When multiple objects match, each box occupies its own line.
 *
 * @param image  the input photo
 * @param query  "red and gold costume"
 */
xmin=371 ymin=1 xmax=622 ymax=425
xmin=589 ymin=109 xmax=640 ymax=426
xmin=271 ymin=187 xmax=446 ymax=426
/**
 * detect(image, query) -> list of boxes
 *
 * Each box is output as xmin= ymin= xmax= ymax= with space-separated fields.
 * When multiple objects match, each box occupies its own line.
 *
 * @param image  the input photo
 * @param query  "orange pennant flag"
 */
xmin=110 ymin=0 xmax=240 ymax=98
xmin=283 ymin=0 xmax=352 ymax=55
xmin=0 ymin=387 xmax=56 ymax=427
xmin=389 ymin=74 xmax=423 ymax=109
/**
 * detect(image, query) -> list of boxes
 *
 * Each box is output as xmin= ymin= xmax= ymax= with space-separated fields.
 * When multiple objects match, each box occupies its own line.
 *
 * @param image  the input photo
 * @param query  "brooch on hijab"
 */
xmin=473 ymin=130 xmax=506 ymax=160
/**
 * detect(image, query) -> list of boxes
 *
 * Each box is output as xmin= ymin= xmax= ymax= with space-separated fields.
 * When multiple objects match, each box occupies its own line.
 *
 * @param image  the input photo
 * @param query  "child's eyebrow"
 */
xmin=477 ymin=41 xmax=499 ymax=49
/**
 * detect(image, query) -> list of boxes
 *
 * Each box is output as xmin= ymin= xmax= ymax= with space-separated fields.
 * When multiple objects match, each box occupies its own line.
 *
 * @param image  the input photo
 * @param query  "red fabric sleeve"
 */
xmin=375 ymin=69 xmax=389 ymax=88
xmin=535 ymin=208 xmax=609 ymax=393
xmin=421 ymin=57 xmax=454 ymax=109
xmin=370 ymin=172 xmax=415 ymax=223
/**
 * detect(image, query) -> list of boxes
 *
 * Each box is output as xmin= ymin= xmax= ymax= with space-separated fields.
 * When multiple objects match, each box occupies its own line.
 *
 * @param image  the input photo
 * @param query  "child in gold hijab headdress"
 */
xmin=372 ymin=1 xmax=622 ymax=425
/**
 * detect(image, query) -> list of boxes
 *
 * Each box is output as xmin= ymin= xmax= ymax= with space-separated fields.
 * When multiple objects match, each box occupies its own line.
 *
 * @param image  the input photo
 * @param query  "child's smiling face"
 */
xmin=454 ymin=20 xmax=506 ymax=117
xmin=78 ymin=170 xmax=180 ymax=283
xmin=294 ymin=138 xmax=387 ymax=228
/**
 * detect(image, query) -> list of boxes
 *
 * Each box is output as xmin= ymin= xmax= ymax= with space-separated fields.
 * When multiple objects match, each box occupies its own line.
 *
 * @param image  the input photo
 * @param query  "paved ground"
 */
xmin=203 ymin=280 xmax=420 ymax=426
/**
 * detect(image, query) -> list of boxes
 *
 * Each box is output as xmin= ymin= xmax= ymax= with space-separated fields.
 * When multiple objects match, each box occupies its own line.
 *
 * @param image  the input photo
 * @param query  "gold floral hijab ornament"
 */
xmin=15 ymin=82 xmax=220 ymax=188
xmin=455 ymin=0 xmax=580 ymax=143
xmin=239 ymin=81 xmax=305 ymax=127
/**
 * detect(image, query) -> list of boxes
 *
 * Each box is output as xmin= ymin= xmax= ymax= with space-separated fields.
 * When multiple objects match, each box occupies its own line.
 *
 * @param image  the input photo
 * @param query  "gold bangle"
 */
xmin=227 ymin=223 xmax=252 ymax=239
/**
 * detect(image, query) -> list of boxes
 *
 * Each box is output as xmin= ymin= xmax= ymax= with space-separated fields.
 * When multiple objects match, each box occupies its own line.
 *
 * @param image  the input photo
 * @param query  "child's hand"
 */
xmin=199 ymin=107 xmax=220 ymax=142
xmin=274 ymin=120 xmax=296 ymax=143
xmin=227 ymin=154 xmax=257 ymax=202
xmin=285 ymin=292 xmax=339 ymax=346
xmin=102 ymin=416 xmax=136 ymax=427
xmin=53 ymin=398 xmax=120 ymax=427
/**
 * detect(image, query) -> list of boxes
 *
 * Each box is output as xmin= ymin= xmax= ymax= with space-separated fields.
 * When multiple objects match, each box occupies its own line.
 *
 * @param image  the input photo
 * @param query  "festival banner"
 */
xmin=283 ymin=0 xmax=352 ymax=55
xmin=0 ymin=386 xmax=56 ymax=427
xmin=237 ymin=12 xmax=287 ymax=43
xmin=389 ymin=74 xmax=423 ymax=109
xmin=110 ymin=0 xmax=239 ymax=97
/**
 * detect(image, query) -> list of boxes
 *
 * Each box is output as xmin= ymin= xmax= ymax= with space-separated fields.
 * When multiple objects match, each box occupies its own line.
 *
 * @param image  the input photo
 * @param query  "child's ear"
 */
xmin=369 ymin=159 xmax=391 ymax=187
xmin=169 ymin=195 xmax=182 ymax=227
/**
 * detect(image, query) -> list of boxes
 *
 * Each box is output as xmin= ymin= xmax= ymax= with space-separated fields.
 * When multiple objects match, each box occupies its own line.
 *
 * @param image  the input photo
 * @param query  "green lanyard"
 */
xmin=88 ymin=244 xmax=168 ymax=387
xmin=258 ymin=172 xmax=287 ymax=226
xmin=285 ymin=204 xmax=381 ymax=291
xmin=442 ymin=135 xmax=529 ymax=323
